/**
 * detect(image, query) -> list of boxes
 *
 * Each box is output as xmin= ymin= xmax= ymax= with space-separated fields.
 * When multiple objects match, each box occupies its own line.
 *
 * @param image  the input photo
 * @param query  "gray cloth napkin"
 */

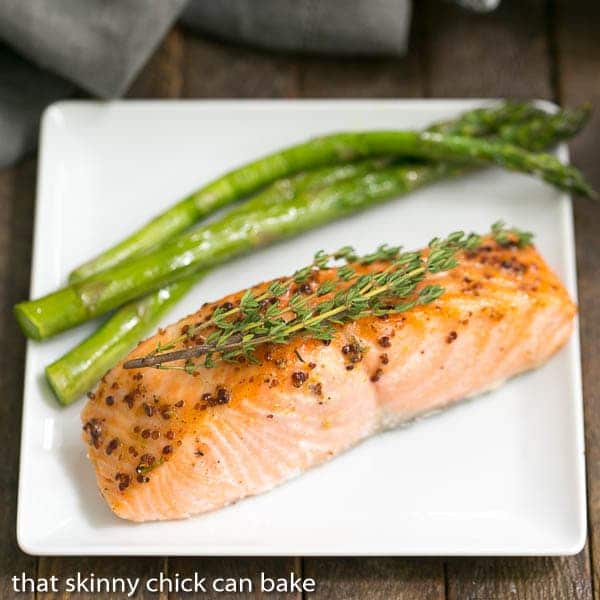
xmin=0 ymin=0 xmax=186 ymax=98
xmin=0 ymin=44 xmax=73 ymax=167
xmin=0 ymin=0 xmax=498 ymax=169
xmin=0 ymin=0 xmax=185 ymax=167
xmin=181 ymin=0 xmax=411 ymax=56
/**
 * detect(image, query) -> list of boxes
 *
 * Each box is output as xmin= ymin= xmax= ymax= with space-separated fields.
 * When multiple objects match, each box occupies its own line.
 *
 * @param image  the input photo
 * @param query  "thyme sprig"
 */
xmin=123 ymin=222 xmax=532 ymax=372
xmin=149 ymin=246 xmax=366 ymax=355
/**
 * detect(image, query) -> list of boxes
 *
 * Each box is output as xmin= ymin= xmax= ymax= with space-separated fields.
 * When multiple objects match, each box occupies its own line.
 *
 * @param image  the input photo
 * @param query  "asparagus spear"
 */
xmin=68 ymin=104 xmax=593 ymax=283
xmin=45 ymin=160 xmax=394 ymax=404
xmin=497 ymin=104 xmax=592 ymax=151
xmin=44 ymin=106 xmax=591 ymax=404
xmin=44 ymin=163 xmax=392 ymax=405
xmin=45 ymin=272 xmax=206 ymax=405
xmin=428 ymin=101 xmax=548 ymax=136
xmin=16 ymin=107 xmax=594 ymax=341
xmin=68 ymin=102 xmax=538 ymax=283
xmin=46 ymin=161 xmax=396 ymax=404
xmin=68 ymin=157 xmax=393 ymax=283
xmin=18 ymin=162 xmax=459 ymax=341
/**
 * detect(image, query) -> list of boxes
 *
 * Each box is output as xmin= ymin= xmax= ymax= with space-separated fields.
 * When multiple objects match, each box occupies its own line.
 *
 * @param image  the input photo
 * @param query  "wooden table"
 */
xmin=1 ymin=1 xmax=598 ymax=598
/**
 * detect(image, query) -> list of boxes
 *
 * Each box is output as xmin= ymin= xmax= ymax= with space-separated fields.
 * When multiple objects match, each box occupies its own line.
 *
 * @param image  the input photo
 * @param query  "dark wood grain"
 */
xmin=446 ymin=556 xmax=592 ymax=600
xmin=128 ymin=28 xmax=185 ymax=99
xmin=0 ymin=160 xmax=37 ymax=599
xmin=35 ymin=28 xmax=188 ymax=599
xmin=167 ymin=557 xmax=302 ymax=600
xmin=421 ymin=0 xmax=594 ymax=597
xmin=182 ymin=33 xmax=299 ymax=99
xmin=304 ymin=559 xmax=444 ymax=600
xmin=298 ymin=53 xmax=423 ymax=98
xmin=297 ymin=4 xmax=425 ymax=99
xmin=554 ymin=1 xmax=600 ymax=598
xmin=421 ymin=0 xmax=552 ymax=99
xmin=37 ymin=557 xmax=167 ymax=600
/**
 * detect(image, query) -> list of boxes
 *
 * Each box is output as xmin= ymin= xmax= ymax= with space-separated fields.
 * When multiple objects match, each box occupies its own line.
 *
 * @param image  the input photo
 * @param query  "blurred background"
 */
xmin=2 ymin=0 xmax=595 ymax=169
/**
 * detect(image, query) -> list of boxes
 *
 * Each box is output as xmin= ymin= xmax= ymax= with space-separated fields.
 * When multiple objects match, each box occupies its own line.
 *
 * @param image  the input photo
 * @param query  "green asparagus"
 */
xmin=497 ymin=104 xmax=592 ymax=151
xmin=428 ymin=101 xmax=549 ymax=137
xmin=43 ymin=105 xmax=591 ymax=403
xmin=18 ymin=162 xmax=460 ymax=341
xmin=68 ymin=106 xmax=594 ymax=283
xmin=45 ymin=272 xmax=206 ymax=405
xmin=69 ymin=101 xmax=544 ymax=282
xmin=45 ymin=162 xmax=393 ymax=404
xmin=69 ymin=102 xmax=547 ymax=283
xmin=17 ymin=107 xmax=594 ymax=341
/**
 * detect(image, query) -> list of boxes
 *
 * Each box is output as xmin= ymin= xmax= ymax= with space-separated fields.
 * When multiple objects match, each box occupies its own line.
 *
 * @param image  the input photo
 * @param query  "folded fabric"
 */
xmin=0 ymin=0 xmax=185 ymax=98
xmin=0 ymin=0 xmax=500 ymax=168
xmin=181 ymin=0 xmax=412 ymax=56
xmin=0 ymin=44 xmax=73 ymax=168
xmin=0 ymin=0 xmax=185 ymax=167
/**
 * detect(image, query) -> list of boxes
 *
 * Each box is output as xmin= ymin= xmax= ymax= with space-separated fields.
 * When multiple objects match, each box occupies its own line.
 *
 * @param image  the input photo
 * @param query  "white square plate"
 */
xmin=18 ymin=100 xmax=586 ymax=556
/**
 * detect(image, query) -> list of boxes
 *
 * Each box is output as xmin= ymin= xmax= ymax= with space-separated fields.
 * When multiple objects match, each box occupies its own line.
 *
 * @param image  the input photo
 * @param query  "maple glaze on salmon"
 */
xmin=81 ymin=239 xmax=576 ymax=522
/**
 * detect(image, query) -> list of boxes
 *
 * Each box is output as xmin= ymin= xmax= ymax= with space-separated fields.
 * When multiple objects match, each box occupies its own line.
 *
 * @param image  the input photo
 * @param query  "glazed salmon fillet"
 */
xmin=81 ymin=239 xmax=576 ymax=521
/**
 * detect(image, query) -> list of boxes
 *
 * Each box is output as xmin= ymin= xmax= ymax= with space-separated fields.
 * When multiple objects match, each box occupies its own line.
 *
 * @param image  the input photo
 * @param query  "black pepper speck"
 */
xmin=291 ymin=372 xmax=308 ymax=387
xmin=106 ymin=438 xmax=119 ymax=455
xmin=378 ymin=336 xmax=391 ymax=348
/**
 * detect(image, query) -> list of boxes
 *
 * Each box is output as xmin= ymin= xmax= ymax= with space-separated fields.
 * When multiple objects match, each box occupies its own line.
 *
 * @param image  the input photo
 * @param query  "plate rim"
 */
xmin=17 ymin=98 xmax=587 ymax=556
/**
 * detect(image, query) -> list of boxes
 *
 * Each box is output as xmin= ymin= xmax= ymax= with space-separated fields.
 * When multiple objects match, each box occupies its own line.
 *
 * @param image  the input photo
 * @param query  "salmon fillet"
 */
xmin=81 ymin=239 xmax=576 ymax=522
